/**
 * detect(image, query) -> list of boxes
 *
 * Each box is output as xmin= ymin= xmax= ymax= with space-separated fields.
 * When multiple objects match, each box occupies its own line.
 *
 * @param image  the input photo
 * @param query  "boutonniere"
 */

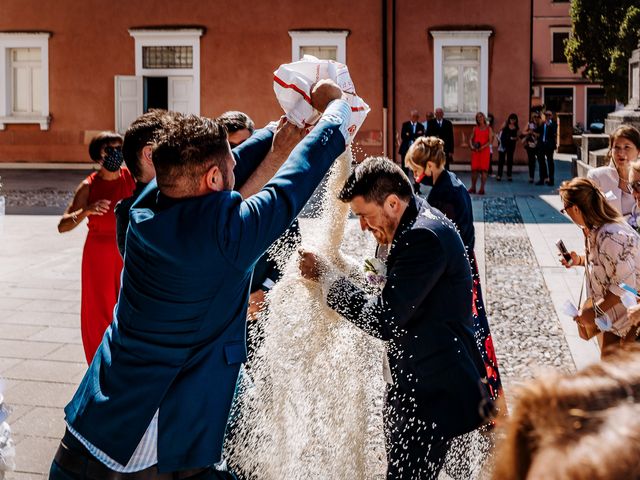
xmin=364 ymin=257 xmax=387 ymax=286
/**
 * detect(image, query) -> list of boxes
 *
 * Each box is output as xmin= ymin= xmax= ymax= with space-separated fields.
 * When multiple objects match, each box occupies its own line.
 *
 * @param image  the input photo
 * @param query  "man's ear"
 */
xmin=385 ymin=194 xmax=401 ymax=212
xmin=142 ymin=145 xmax=153 ymax=166
xmin=207 ymin=165 xmax=224 ymax=192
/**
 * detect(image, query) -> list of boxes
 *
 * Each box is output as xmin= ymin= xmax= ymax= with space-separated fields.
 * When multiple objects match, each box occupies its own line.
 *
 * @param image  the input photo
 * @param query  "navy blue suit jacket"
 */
xmin=64 ymin=115 xmax=346 ymax=471
xmin=427 ymin=170 xmax=474 ymax=251
xmin=327 ymin=197 xmax=490 ymax=440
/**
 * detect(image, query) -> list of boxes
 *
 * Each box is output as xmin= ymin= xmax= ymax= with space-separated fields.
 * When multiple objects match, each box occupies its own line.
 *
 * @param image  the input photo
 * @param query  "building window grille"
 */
xmin=299 ymin=46 xmax=338 ymax=61
xmin=142 ymin=46 xmax=193 ymax=69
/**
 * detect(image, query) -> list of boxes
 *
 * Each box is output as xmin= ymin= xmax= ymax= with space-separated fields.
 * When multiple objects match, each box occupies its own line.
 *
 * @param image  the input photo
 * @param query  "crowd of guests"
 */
xmin=52 ymin=82 xmax=640 ymax=478
xmin=399 ymin=108 xmax=559 ymax=195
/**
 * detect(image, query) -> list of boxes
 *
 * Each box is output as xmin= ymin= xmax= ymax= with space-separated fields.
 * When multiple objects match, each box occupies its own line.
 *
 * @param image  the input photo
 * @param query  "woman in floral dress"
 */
xmin=560 ymin=177 xmax=640 ymax=355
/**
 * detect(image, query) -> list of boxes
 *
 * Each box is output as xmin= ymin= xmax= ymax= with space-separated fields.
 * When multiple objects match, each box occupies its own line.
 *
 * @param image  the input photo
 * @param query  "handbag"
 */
xmin=575 ymin=265 xmax=599 ymax=340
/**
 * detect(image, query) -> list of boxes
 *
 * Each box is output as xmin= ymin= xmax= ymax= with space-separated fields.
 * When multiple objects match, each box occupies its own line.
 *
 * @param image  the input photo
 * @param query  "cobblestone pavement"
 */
xmin=0 ymin=158 xmax=596 ymax=478
xmin=483 ymin=197 xmax=574 ymax=395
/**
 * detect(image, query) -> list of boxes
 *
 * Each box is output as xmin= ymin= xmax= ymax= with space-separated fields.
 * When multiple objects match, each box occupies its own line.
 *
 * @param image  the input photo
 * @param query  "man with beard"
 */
xmin=299 ymin=157 xmax=493 ymax=479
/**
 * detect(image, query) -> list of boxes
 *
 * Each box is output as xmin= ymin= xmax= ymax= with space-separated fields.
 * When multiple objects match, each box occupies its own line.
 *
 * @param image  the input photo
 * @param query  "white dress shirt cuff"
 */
xmin=319 ymin=99 xmax=351 ymax=142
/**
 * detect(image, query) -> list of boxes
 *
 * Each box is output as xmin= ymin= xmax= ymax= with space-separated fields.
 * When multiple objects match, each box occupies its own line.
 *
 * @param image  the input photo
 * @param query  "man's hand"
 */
xmin=271 ymin=117 xmax=305 ymax=154
xmin=310 ymin=79 xmax=343 ymax=113
xmin=247 ymin=289 xmax=266 ymax=322
xmin=298 ymin=248 xmax=328 ymax=282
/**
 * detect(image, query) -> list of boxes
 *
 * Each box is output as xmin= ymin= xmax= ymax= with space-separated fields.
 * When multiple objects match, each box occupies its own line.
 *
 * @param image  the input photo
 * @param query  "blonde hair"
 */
xmin=404 ymin=136 xmax=446 ymax=173
xmin=493 ymin=345 xmax=640 ymax=480
xmin=559 ymin=177 xmax=623 ymax=229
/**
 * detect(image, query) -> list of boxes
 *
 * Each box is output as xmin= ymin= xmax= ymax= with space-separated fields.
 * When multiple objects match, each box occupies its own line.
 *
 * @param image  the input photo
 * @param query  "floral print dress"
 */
xmin=586 ymin=221 xmax=640 ymax=337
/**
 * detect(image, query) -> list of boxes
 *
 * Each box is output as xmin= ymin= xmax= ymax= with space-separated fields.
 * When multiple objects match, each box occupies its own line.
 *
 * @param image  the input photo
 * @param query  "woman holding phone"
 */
xmin=559 ymin=177 xmax=640 ymax=354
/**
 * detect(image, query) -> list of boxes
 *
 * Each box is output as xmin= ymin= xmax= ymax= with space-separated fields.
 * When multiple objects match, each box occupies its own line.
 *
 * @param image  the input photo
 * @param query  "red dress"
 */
xmin=81 ymin=168 xmax=135 ymax=363
xmin=471 ymin=127 xmax=491 ymax=171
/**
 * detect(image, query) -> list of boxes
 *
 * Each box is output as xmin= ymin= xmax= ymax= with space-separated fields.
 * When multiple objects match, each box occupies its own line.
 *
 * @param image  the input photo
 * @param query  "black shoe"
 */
xmin=507 ymin=177 xmax=513 ymax=182
xmin=535 ymin=180 xmax=545 ymax=186
xmin=546 ymin=179 xmax=554 ymax=186
xmin=496 ymin=176 xmax=501 ymax=181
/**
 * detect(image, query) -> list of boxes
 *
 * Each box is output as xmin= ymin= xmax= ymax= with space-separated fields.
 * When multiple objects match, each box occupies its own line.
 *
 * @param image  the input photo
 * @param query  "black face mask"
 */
xmin=102 ymin=146 xmax=123 ymax=172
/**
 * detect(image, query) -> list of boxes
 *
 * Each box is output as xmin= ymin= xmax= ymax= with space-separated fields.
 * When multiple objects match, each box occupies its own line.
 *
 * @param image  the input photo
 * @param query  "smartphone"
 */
xmin=556 ymin=239 xmax=573 ymax=265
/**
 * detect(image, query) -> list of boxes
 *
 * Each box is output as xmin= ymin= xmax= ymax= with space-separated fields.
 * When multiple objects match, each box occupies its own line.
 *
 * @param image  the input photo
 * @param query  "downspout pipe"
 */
xmin=382 ymin=0 xmax=388 ymax=157
xmin=529 ymin=0 xmax=534 ymax=114
xmin=391 ymin=0 xmax=396 ymax=163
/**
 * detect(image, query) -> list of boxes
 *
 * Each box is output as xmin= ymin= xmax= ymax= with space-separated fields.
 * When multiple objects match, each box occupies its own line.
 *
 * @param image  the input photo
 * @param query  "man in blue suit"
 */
xmin=50 ymin=80 xmax=349 ymax=479
xmin=299 ymin=158 xmax=492 ymax=480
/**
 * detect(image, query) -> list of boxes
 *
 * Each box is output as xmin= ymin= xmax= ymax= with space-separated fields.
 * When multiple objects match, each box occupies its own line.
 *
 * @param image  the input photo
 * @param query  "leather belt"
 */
xmin=54 ymin=441 xmax=209 ymax=480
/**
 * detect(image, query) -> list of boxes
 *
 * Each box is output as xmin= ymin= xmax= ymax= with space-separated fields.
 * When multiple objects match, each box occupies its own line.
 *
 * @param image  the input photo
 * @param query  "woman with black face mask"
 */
xmin=58 ymin=131 xmax=135 ymax=364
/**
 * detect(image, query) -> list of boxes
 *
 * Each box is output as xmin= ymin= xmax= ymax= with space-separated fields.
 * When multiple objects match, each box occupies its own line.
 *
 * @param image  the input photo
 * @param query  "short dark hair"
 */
xmin=217 ymin=111 xmax=255 ymax=134
xmin=152 ymin=114 xmax=229 ymax=193
xmin=122 ymin=110 xmax=177 ymax=181
xmin=88 ymin=131 xmax=123 ymax=161
xmin=338 ymin=157 xmax=413 ymax=205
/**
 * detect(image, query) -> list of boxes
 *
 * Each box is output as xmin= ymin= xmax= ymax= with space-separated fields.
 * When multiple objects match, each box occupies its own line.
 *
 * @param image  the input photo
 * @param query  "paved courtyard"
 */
xmin=0 ymin=156 xmax=598 ymax=478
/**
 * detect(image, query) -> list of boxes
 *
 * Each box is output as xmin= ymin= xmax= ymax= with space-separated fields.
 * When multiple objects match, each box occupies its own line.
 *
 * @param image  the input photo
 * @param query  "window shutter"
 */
xmin=114 ymin=76 xmax=143 ymax=134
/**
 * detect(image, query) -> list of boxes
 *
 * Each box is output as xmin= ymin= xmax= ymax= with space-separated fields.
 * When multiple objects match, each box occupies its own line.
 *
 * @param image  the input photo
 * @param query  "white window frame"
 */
xmin=128 ymin=29 xmax=203 ymax=115
xmin=431 ymin=30 xmax=491 ymax=124
xmin=289 ymin=30 xmax=348 ymax=63
xmin=0 ymin=32 xmax=50 ymax=130
xmin=550 ymin=27 xmax=571 ymax=64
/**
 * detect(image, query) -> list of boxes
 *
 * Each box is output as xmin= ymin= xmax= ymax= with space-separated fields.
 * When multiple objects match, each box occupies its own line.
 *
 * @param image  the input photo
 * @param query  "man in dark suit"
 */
xmin=426 ymin=108 xmax=455 ymax=170
xmin=116 ymin=109 xmax=178 ymax=257
xmin=50 ymin=80 xmax=349 ymax=479
xmin=542 ymin=110 xmax=557 ymax=185
xmin=299 ymin=158 xmax=492 ymax=480
xmin=534 ymin=110 xmax=557 ymax=186
xmin=399 ymin=110 xmax=425 ymax=193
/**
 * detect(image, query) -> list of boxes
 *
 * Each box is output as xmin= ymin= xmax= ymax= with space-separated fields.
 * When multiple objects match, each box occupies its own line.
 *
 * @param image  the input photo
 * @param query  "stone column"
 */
xmin=605 ymin=43 xmax=640 ymax=134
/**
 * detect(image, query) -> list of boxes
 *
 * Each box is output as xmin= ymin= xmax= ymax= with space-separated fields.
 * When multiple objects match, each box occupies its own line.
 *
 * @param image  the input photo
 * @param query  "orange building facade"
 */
xmin=0 ymin=0 xmax=533 ymax=165
xmin=531 ymin=0 xmax=614 ymax=129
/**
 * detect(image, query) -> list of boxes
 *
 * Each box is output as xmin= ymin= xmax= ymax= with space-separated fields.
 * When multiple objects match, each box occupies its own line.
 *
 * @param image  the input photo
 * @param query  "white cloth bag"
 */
xmin=273 ymin=55 xmax=370 ymax=144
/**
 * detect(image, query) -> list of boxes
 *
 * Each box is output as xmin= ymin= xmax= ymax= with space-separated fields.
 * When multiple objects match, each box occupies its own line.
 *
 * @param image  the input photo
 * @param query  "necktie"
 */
xmin=543 ymin=124 xmax=547 ymax=142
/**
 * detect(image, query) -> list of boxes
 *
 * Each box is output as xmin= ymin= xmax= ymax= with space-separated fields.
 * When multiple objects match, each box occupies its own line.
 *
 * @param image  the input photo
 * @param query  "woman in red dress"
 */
xmin=468 ymin=112 xmax=494 ymax=195
xmin=58 ymin=132 xmax=135 ymax=363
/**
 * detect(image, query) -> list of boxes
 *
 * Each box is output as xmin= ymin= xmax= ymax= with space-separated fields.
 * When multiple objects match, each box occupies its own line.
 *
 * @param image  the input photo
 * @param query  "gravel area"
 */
xmin=483 ymin=196 xmax=575 ymax=396
xmin=2 ymin=189 xmax=73 ymax=208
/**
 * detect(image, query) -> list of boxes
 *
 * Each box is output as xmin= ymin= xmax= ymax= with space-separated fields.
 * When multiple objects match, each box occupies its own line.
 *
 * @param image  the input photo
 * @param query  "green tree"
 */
xmin=565 ymin=0 xmax=640 ymax=103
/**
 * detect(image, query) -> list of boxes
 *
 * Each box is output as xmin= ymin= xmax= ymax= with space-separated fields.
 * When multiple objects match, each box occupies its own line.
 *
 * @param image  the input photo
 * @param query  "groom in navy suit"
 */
xmin=50 ymin=80 xmax=349 ymax=479
xmin=300 ymin=158 xmax=492 ymax=480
